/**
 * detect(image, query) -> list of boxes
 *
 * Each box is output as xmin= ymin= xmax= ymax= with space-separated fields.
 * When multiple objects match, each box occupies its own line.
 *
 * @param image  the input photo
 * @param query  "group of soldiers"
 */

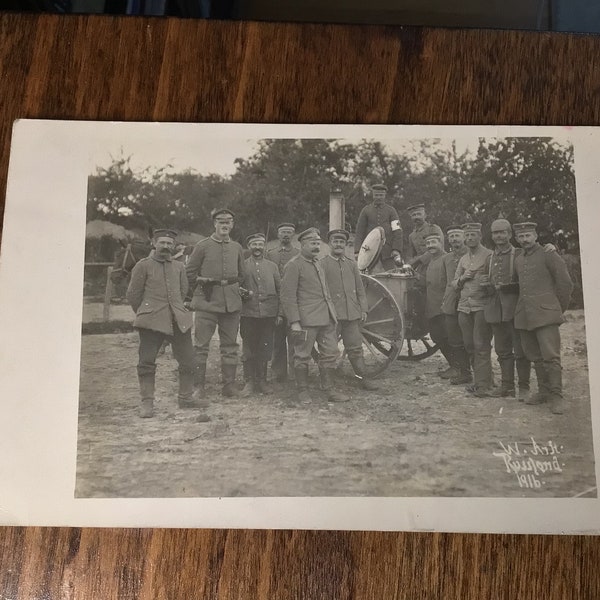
xmin=126 ymin=183 xmax=574 ymax=419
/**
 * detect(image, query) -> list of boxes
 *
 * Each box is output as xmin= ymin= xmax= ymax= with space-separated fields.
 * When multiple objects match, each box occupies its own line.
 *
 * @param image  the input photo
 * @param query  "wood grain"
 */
xmin=1 ymin=13 xmax=600 ymax=598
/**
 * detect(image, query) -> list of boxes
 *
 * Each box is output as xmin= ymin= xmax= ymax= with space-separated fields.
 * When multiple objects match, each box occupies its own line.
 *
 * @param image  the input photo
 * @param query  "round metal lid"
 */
xmin=357 ymin=226 xmax=385 ymax=271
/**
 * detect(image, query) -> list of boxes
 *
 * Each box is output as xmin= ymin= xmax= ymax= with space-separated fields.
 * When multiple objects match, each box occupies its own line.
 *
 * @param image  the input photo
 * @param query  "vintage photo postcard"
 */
xmin=0 ymin=121 xmax=599 ymax=533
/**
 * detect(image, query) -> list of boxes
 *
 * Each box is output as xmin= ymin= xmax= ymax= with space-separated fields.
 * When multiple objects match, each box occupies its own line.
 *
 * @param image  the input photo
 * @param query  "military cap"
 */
xmin=513 ymin=222 xmax=537 ymax=233
xmin=297 ymin=227 xmax=321 ymax=242
xmin=407 ymin=203 xmax=425 ymax=213
xmin=211 ymin=207 xmax=235 ymax=220
xmin=462 ymin=222 xmax=482 ymax=232
xmin=152 ymin=228 xmax=178 ymax=240
xmin=246 ymin=232 xmax=266 ymax=246
xmin=371 ymin=183 xmax=388 ymax=191
xmin=327 ymin=229 xmax=350 ymax=241
xmin=491 ymin=218 xmax=512 ymax=232
xmin=424 ymin=232 xmax=442 ymax=241
xmin=277 ymin=222 xmax=296 ymax=231
xmin=445 ymin=225 xmax=464 ymax=235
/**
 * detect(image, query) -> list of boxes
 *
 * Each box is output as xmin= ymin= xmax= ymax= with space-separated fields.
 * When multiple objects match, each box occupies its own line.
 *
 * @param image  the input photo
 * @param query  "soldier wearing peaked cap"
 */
xmin=406 ymin=204 xmax=444 ymax=270
xmin=451 ymin=222 xmax=494 ymax=396
xmin=239 ymin=232 xmax=281 ymax=395
xmin=280 ymin=227 xmax=348 ymax=403
xmin=321 ymin=229 xmax=378 ymax=391
xmin=353 ymin=183 xmax=404 ymax=271
xmin=479 ymin=218 xmax=532 ymax=400
xmin=513 ymin=222 xmax=573 ymax=414
xmin=439 ymin=226 xmax=471 ymax=383
xmin=127 ymin=228 xmax=206 ymax=419
xmin=186 ymin=207 xmax=247 ymax=400
xmin=266 ymin=222 xmax=300 ymax=383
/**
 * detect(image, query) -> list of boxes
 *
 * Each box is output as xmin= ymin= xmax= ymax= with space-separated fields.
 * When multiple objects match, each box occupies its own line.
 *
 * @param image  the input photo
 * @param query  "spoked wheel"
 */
xmin=398 ymin=336 xmax=439 ymax=361
xmin=359 ymin=274 xmax=404 ymax=376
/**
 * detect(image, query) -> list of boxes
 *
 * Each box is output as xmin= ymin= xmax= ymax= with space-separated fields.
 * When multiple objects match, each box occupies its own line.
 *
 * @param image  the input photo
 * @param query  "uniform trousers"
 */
xmin=338 ymin=318 xmax=362 ymax=360
xmin=271 ymin=317 xmax=294 ymax=379
xmin=137 ymin=325 xmax=195 ymax=377
xmin=292 ymin=321 xmax=339 ymax=369
xmin=458 ymin=310 xmax=493 ymax=389
xmin=518 ymin=325 xmax=562 ymax=397
xmin=444 ymin=313 xmax=465 ymax=348
xmin=240 ymin=316 xmax=275 ymax=363
xmin=194 ymin=309 xmax=240 ymax=367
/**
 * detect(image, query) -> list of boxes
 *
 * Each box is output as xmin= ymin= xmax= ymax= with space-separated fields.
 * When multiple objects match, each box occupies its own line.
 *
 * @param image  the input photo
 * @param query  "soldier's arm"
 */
xmin=179 ymin=263 xmax=189 ymax=300
xmin=353 ymin=208 xmax=368 ymax=254
xmin=185 ymin=242 xmax=205 ymax=298
xmin=237 ymin=245 xmax=246 ymax=284
xmin=546 ymin=252 xmax=574 ymax=312
xmin=354 ymin=261 xmax=369 ymax=313
xmin=389 ymin=207 xmax=403 ymax=256
xmin=451 ymin=257 xmax=466 ymax=290
xmin=280 ymin=261 xmax=301 ymax=325
xmin=126 ymin=261 xmax=147 ymax=312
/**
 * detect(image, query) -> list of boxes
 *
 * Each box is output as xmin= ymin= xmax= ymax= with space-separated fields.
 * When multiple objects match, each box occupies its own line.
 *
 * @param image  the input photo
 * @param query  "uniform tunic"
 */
xmin=265 ymin=245 xmax=300 ymax=276
xmin=514 ymin=243 xmax=573 ymax=331
xmin=441 ymin=246 xmax=468 ymax=315
xmin=127 ymin=252 xmax=192 ymax=336
xmin=483 ymin=245 xmax=521 ymax=323
xmin=320 ymin=255 xmax=368 ymax=321
xmin=241 ymin=257 xmax=280 ymax=318
xmin=354 ymin=202 xmax=403 ymax=262
xmin=454 ymin=245 xmax=493 ymax=314
xmin=185 ymin=235 xmax=245 ymax=313
xmin=281 ymin=254 xmax=338 ymax=368
xmin=424 ymin=250 xmax=447 ymax=319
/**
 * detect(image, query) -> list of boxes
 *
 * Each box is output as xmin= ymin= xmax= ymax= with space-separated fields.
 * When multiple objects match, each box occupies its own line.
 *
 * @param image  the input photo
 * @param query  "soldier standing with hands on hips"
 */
xmin=321 ymin=229 xmax=378 ymax=391
xmin=185 ymin=208 xmax=247 ymax=399
xmin=281 ymin=227 xmax=348 ymax=404
xmin=513 ymin=222 xmax=573 ymax=414
xmin=127 ymin=228 xmax=206 ymax=419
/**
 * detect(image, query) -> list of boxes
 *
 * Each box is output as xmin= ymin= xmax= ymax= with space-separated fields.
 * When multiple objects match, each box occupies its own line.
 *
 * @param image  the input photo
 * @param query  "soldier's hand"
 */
xmin=543 ymin=243 xmax=557 ymax=253
xmin=479 ymin=274 xmax=491 ymax=286
xmin=392 ymin=253 xmax=403 ymax=267
xmin=290 ymin=321 xmax=302 ymax=332
xmin=462 ymin=270 xmax=475 ymax=281
xmin=361 ymin=312 xmax=368 ymax=322
xmin=275 ymin=316 xmax=283 ymax=326
xmin=184 ymin=301 xmax=191 ymax=310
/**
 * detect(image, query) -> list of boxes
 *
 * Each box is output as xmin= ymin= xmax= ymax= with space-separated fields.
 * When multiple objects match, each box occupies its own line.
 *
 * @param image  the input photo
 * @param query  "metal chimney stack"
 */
xmin=329 ymin=188 xmax=345 ymax=231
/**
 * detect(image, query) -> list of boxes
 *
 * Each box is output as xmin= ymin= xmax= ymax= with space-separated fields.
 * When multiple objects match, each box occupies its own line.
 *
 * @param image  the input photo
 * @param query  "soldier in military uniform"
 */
xmin=452 ymin=222 xmax=494 ymax=397
xmin=126 ymin=229 xmax=206 ymax=419
xmin=479 ymin=218 xmax=531 ymax=400
xmin=240 ymin=232 xmax=281 ymax=395
xmin=513 ymin=222 xmax=573 ymax=414
xmin=265 ymin=223 xmax=300 ymax=382
xmin=423 ymin=232 xmax=455 ymax=377
xmin=321 ymin=229 xmax=378 ymax=391
xmin=185 ymin=208 xmax=247 ymax=399
xmin=281 ymin=227 xmax=347 ymax=403
xmin=353 ymin=183 xmax=403 ymax=271
xmin=440 ymin=226 xmax=471 ymax=384
xmin=406 ymin=204 xmax=444 ymax=273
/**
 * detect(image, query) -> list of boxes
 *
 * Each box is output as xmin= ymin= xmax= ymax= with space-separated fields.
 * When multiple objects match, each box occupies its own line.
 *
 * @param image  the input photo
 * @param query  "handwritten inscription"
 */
xmin=493 ymin=438 xmax=565 ymax=489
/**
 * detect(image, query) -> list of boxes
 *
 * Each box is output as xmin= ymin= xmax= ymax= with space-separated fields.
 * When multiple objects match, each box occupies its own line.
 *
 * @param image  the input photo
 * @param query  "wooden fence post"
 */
xmin=103 ymin=266 xmax=113 ymax=322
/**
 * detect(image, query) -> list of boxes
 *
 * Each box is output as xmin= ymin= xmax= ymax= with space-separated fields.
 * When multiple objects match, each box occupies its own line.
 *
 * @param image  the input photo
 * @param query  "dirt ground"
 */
xmin=76 ymin=306 xmax=596 ymax=498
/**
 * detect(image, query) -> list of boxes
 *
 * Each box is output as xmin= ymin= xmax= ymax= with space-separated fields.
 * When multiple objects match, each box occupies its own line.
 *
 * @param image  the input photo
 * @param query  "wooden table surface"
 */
xmin=1 ymin=13 xmax=599 ymax=598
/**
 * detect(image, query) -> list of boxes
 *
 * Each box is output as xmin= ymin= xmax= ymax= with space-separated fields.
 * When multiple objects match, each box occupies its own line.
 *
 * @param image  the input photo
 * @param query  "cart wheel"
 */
xmin=398 ymin=336 xmax=439 ymax=361
xmin=359 ymin=274 xmax=404 ymax=376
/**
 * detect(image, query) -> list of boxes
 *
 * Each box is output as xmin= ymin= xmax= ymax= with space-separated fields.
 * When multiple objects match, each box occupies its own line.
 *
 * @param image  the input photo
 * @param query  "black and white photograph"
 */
xmin=75 ymin=125 xmax=594 ymax=499
xmin=1 ymin=121 xmax=599 ymax=531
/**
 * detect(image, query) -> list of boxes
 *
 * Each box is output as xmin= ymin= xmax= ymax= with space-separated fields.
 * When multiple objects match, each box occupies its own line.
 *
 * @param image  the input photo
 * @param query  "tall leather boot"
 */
xmin=319 ymin=366 xmax=349 ymax=402
xmin=490 ymin=357 xmax=515 ymax=397
xmin=241 ymin=360 xmax=255 ymax=396
xmin=294 ymin=364 xmax=311 ymax=403
xmin=516 ymin=357 xmax=531 ymax=402
xmin=526 ymin=363 xmax=550 ymax=405
xmin=222 ymin=363 xmax=250 ymax=398
xmin=194 ymin=359 xmax=207 ymax=400
xmin=546 ymin=363 xmax=566 ymax=415
xmin=138 ymin=374 xmax=155 ymax=418
xmin=450 ymin=348 xmax=472 ymax=385
xmin=255 ymin=362 xmax=272 ymax=394
xmin=437 ymin=343 xmax=457 ymax=380
xmin=348 ymin=355 xmax=378 ymax=391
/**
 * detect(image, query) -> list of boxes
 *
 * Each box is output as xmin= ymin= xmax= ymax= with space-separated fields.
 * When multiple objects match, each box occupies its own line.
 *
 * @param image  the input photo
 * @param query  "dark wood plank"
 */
xmin=1 ymin=13 xmax=600 ymax=599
